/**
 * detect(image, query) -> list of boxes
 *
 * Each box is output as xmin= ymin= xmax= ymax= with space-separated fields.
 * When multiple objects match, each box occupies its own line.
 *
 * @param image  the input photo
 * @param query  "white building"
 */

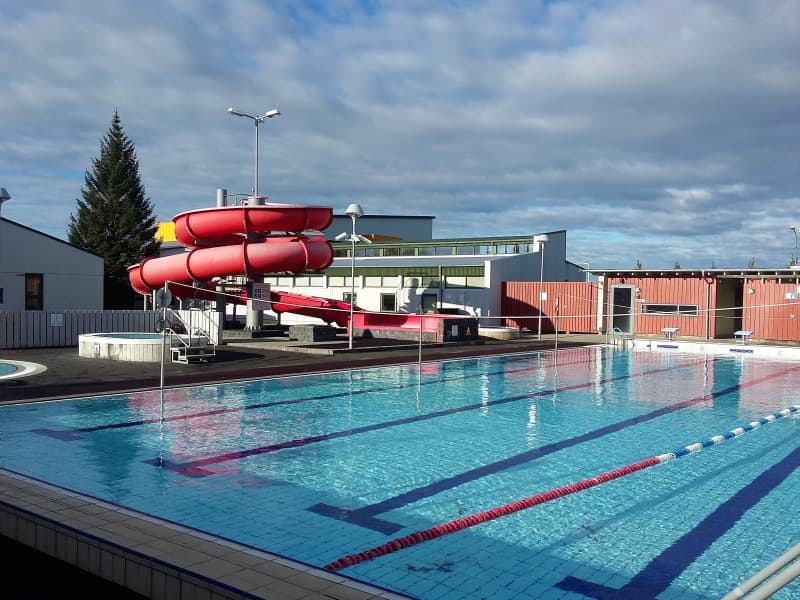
xmin=0 ymin=217 xmax=104 ymax=311
xmin=262 ymin=229 xmax=584 ymax=327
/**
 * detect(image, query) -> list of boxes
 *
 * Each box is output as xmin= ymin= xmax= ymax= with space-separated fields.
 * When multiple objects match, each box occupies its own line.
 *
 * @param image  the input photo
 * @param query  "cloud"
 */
xmin=1 ymin=0 xmax=798 ymax=269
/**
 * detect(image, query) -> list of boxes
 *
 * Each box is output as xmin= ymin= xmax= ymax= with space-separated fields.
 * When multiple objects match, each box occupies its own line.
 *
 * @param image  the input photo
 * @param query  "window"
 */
xmin=25 ymin=273 xmax=43 ymax=310
xmin=343 ymin=291 xmax=357 ymax=305
xmin=421 ymin=293 xmax=438 ymax=313
xmin=380 ymin=293 xmax=396 ymax=312
xmin=642 ymin=304 xmax=698 ymax=316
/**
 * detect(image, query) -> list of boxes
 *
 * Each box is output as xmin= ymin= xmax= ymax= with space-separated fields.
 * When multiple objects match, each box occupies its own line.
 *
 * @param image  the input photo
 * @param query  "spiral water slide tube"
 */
xmin=127 ymin=204 xmax=355 ymax=327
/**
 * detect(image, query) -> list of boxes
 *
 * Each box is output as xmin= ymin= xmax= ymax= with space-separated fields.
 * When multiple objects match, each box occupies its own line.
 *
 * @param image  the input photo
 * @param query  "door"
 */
xmin=611 ymin=285 xmax=634 ymax=333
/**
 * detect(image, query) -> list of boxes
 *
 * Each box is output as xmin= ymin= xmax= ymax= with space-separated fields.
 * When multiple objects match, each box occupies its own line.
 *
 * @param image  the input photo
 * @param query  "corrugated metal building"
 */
xmin=500 ymin=269 xmax=800 ymax=344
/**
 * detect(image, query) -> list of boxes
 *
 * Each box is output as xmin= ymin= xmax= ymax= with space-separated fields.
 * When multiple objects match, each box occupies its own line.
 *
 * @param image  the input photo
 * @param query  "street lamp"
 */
xmin=790 ymin=226 xmax=798 ymax=266
xmin=533 ymin=234 xmax=549 ymax=340
xmin=228 ymin=107 xmax=280 ymax=331
xmin=227 ymin=107 xmax=280 ymax=198
xmin=336 ymin=203 xmax=370 ymax=350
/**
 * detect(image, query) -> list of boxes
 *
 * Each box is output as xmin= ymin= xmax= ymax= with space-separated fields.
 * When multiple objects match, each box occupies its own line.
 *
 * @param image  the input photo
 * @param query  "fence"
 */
xmin=0 ymin=310 xmax=158 ymax=349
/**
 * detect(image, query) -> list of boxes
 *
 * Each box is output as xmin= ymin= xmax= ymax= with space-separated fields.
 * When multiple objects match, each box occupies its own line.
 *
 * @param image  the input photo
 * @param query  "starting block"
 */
xmin=661 ymin=327 xmax=679 ymax=341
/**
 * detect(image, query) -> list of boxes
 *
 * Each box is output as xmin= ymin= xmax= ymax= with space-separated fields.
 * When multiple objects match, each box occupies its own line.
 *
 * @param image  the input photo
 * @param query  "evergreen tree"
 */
xmin=68 ymin=110 xmax=160 ymax=308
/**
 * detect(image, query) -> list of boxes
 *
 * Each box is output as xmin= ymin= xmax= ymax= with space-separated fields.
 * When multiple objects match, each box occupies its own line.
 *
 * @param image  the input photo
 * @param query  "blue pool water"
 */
xmin=1 ymin=345 xmax=799 ymax=599
xmin=0 ymin=362 xmax=18 ymax=376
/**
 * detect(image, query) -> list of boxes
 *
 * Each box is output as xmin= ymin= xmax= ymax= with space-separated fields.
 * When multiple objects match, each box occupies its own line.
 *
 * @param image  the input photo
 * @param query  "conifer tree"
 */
xmin=68 ymin=110 xmax=160 ymax=308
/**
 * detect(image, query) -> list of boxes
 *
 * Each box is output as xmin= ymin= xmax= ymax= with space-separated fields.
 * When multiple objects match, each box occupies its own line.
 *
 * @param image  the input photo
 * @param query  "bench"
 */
xmin=661 ymin=327 xmax=679 ymax=341
xmin=734 ymin=330 xmax=753 ymax=344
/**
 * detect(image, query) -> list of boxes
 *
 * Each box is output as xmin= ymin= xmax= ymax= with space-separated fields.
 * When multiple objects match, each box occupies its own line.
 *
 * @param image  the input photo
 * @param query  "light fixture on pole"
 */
xmin=337 ymin=203 xmax=370 ymax=350
xmin=790 ymin=225 xmax=798 ymax=266
xmin=227 ymin=106 xmax=280 ymax=331
xmin=533 ymin=234 xmax=549 ymax=340
xmin=227 ymin=107 xmax=280 ymax=198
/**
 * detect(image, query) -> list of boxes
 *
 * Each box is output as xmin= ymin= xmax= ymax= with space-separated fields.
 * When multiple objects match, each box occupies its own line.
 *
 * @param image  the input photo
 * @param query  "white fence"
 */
xmin=0 ymin=310 xmax=158 ymax=349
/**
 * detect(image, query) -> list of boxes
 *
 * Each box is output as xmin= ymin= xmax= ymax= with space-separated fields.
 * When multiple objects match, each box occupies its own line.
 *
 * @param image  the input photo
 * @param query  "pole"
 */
xmin=254 ymin=120 xmax=259 ymax=196
xmin=418 ymin=307 xmax=423 ymax=364
xmin=538 ymin=244 xmax=545 ymax=340
xmin=349 ymin=216 xmax=356 ymax=350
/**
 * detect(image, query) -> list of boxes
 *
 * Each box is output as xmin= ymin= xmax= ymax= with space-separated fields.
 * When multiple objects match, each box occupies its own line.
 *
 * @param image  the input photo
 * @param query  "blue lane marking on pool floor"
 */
xmin=146 ymin=361 xmax=697 ymax=481
xmin=31 ymin=353 xmax=555 ymax=440
xmin=310 ymin=366 xmax=800 ymax=534
xmin=556 ymin=443 xmax=800 ymax=599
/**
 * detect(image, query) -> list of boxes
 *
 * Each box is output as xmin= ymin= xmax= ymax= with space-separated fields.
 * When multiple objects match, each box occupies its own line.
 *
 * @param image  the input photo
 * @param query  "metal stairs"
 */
xmin=170 ymin=342 xmax=216 ymax=364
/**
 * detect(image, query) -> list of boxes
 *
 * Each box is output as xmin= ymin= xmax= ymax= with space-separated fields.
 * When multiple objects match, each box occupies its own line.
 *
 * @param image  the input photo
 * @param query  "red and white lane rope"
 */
xmin=324 ymin=403 xmax=800 ymax=571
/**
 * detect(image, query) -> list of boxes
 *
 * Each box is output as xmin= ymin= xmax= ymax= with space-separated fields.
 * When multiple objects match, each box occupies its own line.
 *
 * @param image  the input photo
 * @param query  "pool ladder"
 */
xmin=721 ymin=540 xmax=800 ymax=599
xmin=606 ymin=327 xmax=634 ymax=349
xmin=160 ymin=309 xmax=217 ymax=364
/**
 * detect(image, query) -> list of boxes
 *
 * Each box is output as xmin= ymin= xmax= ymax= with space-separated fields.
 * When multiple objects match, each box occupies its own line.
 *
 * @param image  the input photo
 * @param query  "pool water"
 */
xmin=1 ymin=346 xmax=799 ymax=599
xmin=0 ymin=362 xmax=18 ymax=376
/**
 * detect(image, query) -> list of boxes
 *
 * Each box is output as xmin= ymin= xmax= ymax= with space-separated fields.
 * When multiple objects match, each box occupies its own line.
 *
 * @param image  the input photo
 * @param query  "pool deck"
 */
xmin=0 ymin=331 xmax=788 ymax=599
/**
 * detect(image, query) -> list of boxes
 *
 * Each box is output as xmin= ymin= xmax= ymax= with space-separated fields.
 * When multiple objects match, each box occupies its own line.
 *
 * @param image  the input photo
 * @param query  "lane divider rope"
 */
xmin=325 ymin=403 xmax=800 ymax=571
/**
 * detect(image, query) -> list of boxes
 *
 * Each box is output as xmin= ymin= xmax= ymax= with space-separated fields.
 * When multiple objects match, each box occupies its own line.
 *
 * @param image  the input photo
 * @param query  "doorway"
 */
xmin=611 ymin=285 xmax=635 ymax=333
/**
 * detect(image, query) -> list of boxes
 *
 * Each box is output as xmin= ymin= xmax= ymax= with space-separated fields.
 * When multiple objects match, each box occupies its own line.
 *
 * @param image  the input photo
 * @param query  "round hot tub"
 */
xmin=78 ymin=332 xmax=190 ymax=362
xmin=478 ymin=326 xmax=521 ymax=341
xmin=0 ymin=359 xmax=47 ymax=380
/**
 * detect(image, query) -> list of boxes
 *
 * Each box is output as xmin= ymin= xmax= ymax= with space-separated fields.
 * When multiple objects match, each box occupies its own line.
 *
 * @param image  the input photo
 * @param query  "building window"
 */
xmin=343 ymin=291 xmax=357 ymax=305
xmin=25 ymin=273 xmax=43 ymax=310
xmin=642 ymin=304 xmax=698 ymax=316
xmin=380 ymin=293 xmax=396 ymax=312
xmin=421 ymin=293 xmax=438 ymax=313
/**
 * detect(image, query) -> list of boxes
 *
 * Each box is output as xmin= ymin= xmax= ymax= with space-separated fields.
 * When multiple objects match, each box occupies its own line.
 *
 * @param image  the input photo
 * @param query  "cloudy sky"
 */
xmin=2 ymin=0 xmax=798 ymax=269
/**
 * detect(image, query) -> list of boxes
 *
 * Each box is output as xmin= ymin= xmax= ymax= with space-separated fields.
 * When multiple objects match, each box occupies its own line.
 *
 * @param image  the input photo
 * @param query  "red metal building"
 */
xmin=501 ymin=269 xmax=800 ymax=343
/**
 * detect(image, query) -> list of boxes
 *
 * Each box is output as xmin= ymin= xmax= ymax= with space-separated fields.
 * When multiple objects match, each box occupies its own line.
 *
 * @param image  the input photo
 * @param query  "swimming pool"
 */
xmin=1 ymin=345 xmax=799 ymax=599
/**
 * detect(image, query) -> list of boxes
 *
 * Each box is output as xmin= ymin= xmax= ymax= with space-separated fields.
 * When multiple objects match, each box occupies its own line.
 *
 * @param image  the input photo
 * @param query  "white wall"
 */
xmin=0 ymin=219 xmax=104 ymax=310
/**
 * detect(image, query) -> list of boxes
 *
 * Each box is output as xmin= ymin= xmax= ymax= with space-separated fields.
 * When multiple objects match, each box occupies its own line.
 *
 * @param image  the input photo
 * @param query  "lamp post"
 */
xmin=340 ymin=203 xmax=367 ymax=350
xmin=791 ymin=226 xmax=798 ymax=266
xmin=228 ymin=107 xmax=280 ymax=330
xmin=227 ymin=107 xmax=280 ymax=198
xmin=533 ymin=234 xmax=549 ymax=340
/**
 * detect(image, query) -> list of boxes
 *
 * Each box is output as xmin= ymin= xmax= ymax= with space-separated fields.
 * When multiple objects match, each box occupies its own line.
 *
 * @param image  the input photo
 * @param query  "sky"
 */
xmin=2 ymin=0 xmax=799 ymax=270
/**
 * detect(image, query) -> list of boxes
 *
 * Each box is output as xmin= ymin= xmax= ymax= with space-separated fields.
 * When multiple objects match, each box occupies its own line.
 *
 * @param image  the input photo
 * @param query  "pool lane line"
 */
xmin=309 ymin=364 xmax=799 ymax=534
xmin=32 ymin=349 xmax=598 ymax=441
xmin=144 ymin=360 xmax=702 ymax=481
xmin=557 ymin=437 xmax=800 ymax=599
xmin=323 ymin=403 xmax=800 ymax=572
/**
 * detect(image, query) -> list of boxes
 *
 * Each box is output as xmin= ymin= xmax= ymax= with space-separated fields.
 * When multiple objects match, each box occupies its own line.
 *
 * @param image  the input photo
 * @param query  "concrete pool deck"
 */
xmin=0 ymin=331 xmax=787 ymax=599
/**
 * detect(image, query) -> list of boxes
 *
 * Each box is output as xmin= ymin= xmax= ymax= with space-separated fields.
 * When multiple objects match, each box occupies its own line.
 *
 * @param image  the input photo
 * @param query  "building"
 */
xmin=0 ymin=217 xmax=104 ymax=311
xmin=266 ymin=229 xmax=586 ymax=327
xmin=591 ymin=268 xmax=800 ymax=342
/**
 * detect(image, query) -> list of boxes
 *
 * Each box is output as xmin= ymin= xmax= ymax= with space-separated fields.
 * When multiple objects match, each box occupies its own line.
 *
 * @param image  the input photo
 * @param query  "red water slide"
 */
xmin=127 ymin=204 xmax=354 ymax=327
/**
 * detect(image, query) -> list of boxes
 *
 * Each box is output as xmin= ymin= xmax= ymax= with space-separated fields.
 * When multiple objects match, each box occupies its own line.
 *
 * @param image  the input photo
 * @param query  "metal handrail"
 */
xmin=721 ymin=541 xmax=800 ymax=599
